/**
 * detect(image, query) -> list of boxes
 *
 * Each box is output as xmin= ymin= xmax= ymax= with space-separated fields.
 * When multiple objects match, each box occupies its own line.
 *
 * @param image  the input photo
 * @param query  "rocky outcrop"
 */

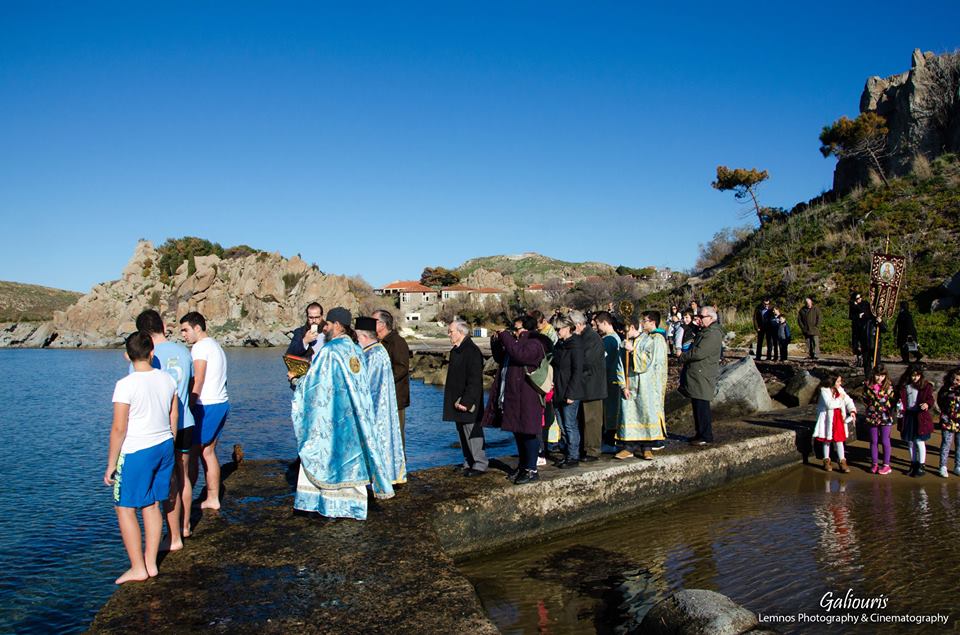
xmin=834 ymin=49 xmax=960 ymax=194
xmin=22 ymin=241 xmax=363 ymax=348
xmin=461 ymin=268 xmax=516 ymax=291
xmin=931 ymin=269 xmax=960 ymax=311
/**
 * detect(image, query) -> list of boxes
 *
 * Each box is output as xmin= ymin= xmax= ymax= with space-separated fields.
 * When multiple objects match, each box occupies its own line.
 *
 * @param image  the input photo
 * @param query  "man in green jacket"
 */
xmin=680 ymin=306 xmax=723 ymax=445
xmin=797 ymin=297 xmax=821 ymax=360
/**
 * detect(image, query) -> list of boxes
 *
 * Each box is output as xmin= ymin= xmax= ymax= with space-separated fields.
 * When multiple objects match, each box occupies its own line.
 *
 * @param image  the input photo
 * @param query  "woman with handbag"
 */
xmin=483 ymin=315 xmax=548 ymax=484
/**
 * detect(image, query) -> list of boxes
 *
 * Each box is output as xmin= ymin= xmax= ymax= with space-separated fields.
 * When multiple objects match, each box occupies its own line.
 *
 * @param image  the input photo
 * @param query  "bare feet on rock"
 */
xmin=115 ymin=567 xmax=150 ymax=585
xmin=200 ymin=499 xmax=221 ymax=510
xmin=160 ymin=535 xmax=183 ymax=552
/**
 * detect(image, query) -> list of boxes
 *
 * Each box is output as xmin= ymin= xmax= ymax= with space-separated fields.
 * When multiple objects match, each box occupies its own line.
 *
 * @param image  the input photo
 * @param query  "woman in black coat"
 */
xmin=551 ymin=315 xmax=585 ymax=468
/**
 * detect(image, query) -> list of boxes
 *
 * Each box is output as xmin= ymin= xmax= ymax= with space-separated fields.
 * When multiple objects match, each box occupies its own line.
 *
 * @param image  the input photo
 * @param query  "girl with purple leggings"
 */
xmin=864 ymin=365 xmax=895 ymax=475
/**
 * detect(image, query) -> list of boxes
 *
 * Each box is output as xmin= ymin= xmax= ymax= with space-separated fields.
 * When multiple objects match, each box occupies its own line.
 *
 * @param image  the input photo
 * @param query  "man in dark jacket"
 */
xmin=752 ymin=298 xmax=773 ymax=360
xmin=571 ymin=310 xmax=606 ymax=461
xmin=286 ymin=302 xmax=325 ymax=358
xmin=893 ymin=301 xmax=920 ymax=363
xmin=797 ymin=297 xmax=821 ymax=360
xmin=374 ymin=309 xmax=411 ymax=449
xmin=681 ymin=306 xmax=724 ymax=446
xmin=443 ymin=320 xmax=487 ymax=476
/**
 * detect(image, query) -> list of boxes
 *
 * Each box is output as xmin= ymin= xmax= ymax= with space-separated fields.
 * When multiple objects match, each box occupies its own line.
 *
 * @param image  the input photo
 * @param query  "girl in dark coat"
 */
xmin=896 ymin=364 xmax=936 ymax=477
xmin=482 ymin=315 xmax=547 ymax=484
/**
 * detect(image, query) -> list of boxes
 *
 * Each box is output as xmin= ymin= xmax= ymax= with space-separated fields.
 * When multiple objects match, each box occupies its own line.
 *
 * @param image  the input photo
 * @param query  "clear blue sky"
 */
xmin=2 ymin=2 xmax=958 ymax=292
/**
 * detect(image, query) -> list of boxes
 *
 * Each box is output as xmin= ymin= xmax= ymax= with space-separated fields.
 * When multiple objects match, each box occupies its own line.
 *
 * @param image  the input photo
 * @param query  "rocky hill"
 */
xmin=0 ymin=281 xmax=82 ymax=322
xmin=834 ymin=48 xmax=960 ymax=194
xmin=652 ymin=153 xmax=960 ymax=357
xmin=1 ymin=241 xmax=365 ymax=348
xmin=455 ymin=253 xmax=621 ymax=289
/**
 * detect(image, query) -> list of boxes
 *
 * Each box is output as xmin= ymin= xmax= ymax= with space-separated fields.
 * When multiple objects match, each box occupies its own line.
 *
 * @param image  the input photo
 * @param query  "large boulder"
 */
xmin=639 ymin=589 xmax=759 ymax=635
xmin=777 ymin=369 xmax=821 ymax=407
xmin=666 ymin=356 xmax=773 ymax=424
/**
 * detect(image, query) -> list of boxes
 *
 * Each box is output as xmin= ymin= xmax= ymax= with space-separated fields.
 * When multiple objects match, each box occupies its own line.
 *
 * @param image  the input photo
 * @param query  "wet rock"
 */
xmin=639 ymin=589 xmax=759 ymax=635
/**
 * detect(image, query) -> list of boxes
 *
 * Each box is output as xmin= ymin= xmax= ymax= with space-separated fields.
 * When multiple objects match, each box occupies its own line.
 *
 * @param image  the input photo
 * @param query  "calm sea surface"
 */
xmin=0 ymin=348 xmax=515 ymax=634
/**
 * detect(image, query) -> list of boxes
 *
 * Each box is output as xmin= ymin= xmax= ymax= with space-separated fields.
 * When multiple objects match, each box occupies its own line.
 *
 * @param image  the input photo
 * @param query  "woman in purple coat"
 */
xmin=482 ymin=315 xmax=547 ymax=484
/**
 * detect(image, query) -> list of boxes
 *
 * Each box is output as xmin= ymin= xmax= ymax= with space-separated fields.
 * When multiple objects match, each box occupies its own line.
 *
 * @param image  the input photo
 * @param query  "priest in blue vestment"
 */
xmin=356 ymin=316 xmax=407 ymax=484
xmin=291 ymin=307 xmax=394 ymax=519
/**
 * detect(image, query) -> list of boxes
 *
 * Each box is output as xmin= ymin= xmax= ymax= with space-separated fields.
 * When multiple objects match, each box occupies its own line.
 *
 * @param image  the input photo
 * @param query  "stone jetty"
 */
xmin=89 ymin=408 xmax=810 ymax=634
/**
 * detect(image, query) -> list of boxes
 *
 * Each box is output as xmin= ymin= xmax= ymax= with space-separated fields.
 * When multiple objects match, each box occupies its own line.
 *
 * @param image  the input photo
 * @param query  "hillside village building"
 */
xmin=375 ymin=281 xmax=507 ymax=323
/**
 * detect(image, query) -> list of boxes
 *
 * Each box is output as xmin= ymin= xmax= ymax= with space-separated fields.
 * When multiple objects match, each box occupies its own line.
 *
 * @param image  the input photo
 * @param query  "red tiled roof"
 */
xmin=381 ymin=280 xmax=435 ymax=293
xmin=442 ymin=285 xmax=476 ymax=291
xmin=526 ymin=284 xmax=545 ymax=290
xmin=474 ymin=287 xmax=505 ymax=293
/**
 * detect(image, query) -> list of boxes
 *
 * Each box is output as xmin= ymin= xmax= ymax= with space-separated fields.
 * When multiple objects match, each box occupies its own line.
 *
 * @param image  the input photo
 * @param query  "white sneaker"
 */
xmin=537 ymin=456 xmax=547 ymax=467
xmin=939 ymin=466 xmax=949 ymax=478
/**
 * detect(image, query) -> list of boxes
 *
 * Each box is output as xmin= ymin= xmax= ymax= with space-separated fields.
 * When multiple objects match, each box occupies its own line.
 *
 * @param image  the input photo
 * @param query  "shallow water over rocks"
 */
xmin=461 ymin=464 xmax=960 ymax=634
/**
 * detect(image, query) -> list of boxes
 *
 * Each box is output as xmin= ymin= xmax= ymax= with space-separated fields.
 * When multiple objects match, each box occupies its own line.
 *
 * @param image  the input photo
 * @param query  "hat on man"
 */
xmin=326 ymin=307 xmax=353 ymax=327
xmin=355 ymin=316 xmax=378 ymax=332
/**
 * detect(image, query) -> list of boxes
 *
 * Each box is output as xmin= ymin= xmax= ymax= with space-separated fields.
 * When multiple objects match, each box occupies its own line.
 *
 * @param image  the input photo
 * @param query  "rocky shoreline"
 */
xmin=89 ymin=409 xmax=802 ymax=633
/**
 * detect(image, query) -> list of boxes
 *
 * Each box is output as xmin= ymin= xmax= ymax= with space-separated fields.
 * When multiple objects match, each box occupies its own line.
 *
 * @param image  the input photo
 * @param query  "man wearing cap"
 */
xmin=355 ymin=316 xmax=406 ymax=486
xmin=291 ymin=307 xmax=394 ymax=519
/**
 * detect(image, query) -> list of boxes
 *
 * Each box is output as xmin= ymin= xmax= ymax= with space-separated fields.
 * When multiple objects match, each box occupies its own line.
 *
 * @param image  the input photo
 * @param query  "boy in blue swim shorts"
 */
xmin=180 ymin=311 xmax=230 ymax=511
xmin=105 ymin=331 xmax=178 ymax=585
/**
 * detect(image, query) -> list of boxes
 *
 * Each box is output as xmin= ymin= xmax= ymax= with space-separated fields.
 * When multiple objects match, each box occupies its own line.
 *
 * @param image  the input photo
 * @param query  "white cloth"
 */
xmin=905 ymin=384 xmax=918 ymax=409
xmin=811 ymin=387 xmax=857 ymax=441
xmin=112 ymin=369 xmax=176 ymax=454
xmin=191 ymin=337 xmax=228 ymax=404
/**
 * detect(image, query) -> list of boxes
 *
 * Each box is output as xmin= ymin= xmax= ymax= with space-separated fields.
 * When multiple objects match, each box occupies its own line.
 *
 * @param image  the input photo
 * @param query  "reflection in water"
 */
xmin=461 ymin=466 xmax=960 ymax=634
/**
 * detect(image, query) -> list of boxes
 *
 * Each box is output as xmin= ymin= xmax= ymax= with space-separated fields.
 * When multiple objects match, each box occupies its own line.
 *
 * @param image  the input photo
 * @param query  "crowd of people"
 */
xmin=818 ymin=362 xmax=960 ymax=479
xmin=103 ymin=289 xmax=949 ymax=586
xmin=456 ymin=304 xmax=724 ymax=485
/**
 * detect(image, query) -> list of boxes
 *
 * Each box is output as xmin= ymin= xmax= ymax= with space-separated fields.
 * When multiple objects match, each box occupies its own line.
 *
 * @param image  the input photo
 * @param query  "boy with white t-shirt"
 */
xmin=179 ymin=311 xmax=229 ymax=511
xmin=105 ymin=331 xmax=178 ymax=585
xmin=134 ymin=309 xmax=194 ymax=549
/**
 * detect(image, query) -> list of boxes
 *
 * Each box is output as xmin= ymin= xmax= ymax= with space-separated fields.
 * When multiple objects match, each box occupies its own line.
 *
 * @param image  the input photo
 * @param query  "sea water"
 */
xmin=0 ymin=348 xmax=514 ymax=634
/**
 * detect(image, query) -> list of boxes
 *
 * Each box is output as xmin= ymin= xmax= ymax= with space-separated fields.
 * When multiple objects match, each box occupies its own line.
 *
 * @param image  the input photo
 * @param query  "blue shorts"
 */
xmin=114 ymin=439 xmax=175 ymax=508
xmin=191 ymin=402 xmax=230 ymax=446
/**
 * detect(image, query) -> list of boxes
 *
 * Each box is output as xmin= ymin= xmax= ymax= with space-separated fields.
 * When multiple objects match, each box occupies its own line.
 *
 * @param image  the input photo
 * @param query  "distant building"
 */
xmin=376 ymin=280 xmax=440 ymax=322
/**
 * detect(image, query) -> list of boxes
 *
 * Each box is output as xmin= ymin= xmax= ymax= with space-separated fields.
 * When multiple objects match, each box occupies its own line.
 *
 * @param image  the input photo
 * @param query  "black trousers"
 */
xmin=755 ymin=330 xmax=775 ymax=359
xmin=691 ymin=398 xmax=714 ymax=442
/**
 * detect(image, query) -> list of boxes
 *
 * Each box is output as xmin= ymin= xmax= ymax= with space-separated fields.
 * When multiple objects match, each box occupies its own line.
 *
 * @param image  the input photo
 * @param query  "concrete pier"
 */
xmin=89 ymin=411 xmax=808 ymax=634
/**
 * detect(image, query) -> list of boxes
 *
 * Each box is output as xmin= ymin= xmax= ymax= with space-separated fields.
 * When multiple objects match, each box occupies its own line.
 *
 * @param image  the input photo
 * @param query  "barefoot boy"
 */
xmin=179 ymin=311 xmax=230 ymax=510
xmin=105 ymin=331 xmax=178 ymax=584
xmin=134 ymin=309 xmax=195 ymax=549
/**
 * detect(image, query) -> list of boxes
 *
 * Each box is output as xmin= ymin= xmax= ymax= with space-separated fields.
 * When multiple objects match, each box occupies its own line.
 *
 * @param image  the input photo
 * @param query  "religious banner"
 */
xmin=869 ymin=252 xmax=906 ymax=319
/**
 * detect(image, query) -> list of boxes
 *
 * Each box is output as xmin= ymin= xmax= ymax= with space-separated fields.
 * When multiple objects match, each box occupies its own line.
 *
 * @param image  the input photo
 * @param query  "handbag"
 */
xmin=526 ymin=353 xmax=554 ymax=396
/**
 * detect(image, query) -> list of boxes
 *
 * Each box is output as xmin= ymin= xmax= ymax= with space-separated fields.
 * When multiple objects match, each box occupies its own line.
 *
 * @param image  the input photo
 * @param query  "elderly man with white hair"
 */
xmin=679 ymin=305 xmax=724 ymax=446
xmin=443 ymin=319 xmax=488 ymax=475
xmin=570 ymin=310 xmax=607 ymax=461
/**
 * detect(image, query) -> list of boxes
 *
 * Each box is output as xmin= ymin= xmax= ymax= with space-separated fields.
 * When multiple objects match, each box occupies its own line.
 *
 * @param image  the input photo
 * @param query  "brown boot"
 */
xmin=839 ymin=459 xmax=850 ymax=473
xmin=823 ymin=458 xmax=832 ymax=472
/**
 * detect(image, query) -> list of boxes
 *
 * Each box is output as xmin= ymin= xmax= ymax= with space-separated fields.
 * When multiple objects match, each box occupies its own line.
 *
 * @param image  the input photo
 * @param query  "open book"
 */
xmin=283 ymin=354 xmax=311 ymax=378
